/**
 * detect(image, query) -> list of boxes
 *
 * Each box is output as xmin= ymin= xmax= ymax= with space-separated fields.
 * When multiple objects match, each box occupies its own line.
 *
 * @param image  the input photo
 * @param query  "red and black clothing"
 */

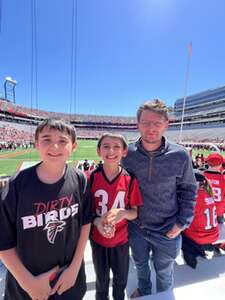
xmin=184 ymin=188 xmax=219 ymax=245
xmin=0 ymin=164 xmax=92 ymax=300
xmin=90 ymin=166 xmax=142 ymax=300
xmin=182 ymin=171 xmax=219 ymax=268
xmin=204 ymin=170 xmax=225 ymax=218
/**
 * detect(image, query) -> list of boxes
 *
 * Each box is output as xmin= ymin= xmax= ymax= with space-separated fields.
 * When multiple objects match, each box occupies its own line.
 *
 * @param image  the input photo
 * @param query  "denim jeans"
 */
xmin=128 ymin=222 xmax=181 ymax=295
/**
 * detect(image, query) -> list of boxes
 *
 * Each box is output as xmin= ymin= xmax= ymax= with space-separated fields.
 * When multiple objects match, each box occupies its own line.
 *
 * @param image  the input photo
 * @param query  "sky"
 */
xmin=1 ymin=0 xmax=225 ymax=117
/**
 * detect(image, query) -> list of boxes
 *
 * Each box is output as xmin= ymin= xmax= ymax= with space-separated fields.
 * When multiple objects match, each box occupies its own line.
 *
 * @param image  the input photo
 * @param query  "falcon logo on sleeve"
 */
xmin=44 ymin=219 xmax=66 ymax=244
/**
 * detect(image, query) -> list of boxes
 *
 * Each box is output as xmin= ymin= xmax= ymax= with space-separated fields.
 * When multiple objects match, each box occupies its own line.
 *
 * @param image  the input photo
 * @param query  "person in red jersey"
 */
xmin=182 ymin=170 xmax=219 ymax=268
xmin=184 ymin=170 xmax=219 ymax=245
xmin=90 ymin=133 xmax=143 ymax=300
xmin=89 ymin=161 xmax=96 ymax=172
xmin=221 ymin=157 xmax=225 ymax=174
xmin=204 ymin=153 xmax=225 ymax=223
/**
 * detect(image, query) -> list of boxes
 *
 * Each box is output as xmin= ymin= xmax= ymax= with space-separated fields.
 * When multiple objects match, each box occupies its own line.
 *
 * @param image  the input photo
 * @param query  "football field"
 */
xmin=0 ymin=140 xmax=98 ymax=176
xmin=0 ymin=139 xmax=224 ymax=176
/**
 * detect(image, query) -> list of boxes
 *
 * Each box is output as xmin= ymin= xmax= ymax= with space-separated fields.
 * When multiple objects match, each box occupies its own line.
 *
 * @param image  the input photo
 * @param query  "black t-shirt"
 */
xmin=0 ymin=164 xmax=92 ymax=300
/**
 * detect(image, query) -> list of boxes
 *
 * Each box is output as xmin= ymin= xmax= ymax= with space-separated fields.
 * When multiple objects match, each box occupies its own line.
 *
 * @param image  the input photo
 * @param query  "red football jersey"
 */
xmin=90 ymin=167 xmax=143 ymax=247
xmin=204 ymin=170 xmax=225 ymax=217
xmin=184 ymin=188 xmax=219 ymax=244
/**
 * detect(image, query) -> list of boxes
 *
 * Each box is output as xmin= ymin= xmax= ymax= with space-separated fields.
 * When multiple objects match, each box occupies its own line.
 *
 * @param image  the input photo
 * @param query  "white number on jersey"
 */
xmin=204 ymin=206 xmax=217 ymax=230
xmin=95 ymin=189 xmax=126 ymax=216
xmin=212 ymin=187 xmax=222 ymax=202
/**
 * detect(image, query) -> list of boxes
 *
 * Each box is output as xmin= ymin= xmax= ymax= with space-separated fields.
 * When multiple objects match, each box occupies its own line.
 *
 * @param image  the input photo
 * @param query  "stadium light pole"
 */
xmin=179 ymin=43 xmax=192 ymax=143
xmin=4 ymin=76 xmax=17 ymax=103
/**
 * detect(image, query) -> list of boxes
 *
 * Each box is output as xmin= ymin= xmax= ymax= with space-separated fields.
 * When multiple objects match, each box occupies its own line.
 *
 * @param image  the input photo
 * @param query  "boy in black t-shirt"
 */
xmin=0 ymin=119 xmax=92 ymax=300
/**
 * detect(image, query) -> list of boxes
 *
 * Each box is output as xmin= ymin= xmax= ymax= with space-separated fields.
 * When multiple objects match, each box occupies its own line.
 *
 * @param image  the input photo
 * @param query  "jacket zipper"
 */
xmin=148 ymin=154 xmax=153 ymax=180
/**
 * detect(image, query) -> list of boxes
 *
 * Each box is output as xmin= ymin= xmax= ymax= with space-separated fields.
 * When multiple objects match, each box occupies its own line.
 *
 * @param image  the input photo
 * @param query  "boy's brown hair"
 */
xmin=97 ymin=133 xmax=128 ymax=150
xmin=137 ymin=99 xmax=169 ymax=122
xmin=35 ymin=119 xmax=76 ymax=143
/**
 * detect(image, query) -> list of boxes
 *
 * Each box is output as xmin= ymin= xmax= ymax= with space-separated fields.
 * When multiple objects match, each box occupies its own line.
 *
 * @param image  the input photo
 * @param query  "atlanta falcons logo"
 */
xmin=44 ymin=219 xmax=66 ymax=244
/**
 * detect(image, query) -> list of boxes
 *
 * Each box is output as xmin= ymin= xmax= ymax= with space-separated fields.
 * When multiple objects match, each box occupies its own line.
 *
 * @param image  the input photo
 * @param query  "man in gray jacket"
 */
xmin=122 ymin=99 xmax=197 ymax=298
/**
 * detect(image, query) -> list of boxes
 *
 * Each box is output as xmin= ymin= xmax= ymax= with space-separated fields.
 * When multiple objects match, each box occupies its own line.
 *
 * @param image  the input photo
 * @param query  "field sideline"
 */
xmin=0 ymin=139 xmax=224 ymax=176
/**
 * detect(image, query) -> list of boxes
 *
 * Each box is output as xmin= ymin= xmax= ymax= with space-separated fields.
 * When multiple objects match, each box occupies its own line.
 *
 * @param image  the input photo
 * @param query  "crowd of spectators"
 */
xmin=177 ymin=137 xmax=225 ymax=144
xmin=0 ymin=119 xmax=139 ymax=145
xmin=181 ymin=143 xmax=225 ymax=152
xmin=0 ymin=98 xmax=136 ymax=124
xmin=1 ymin=98 xmax=225 ymax=146
xmin=0 ymin=121 xmax=34 ymax=150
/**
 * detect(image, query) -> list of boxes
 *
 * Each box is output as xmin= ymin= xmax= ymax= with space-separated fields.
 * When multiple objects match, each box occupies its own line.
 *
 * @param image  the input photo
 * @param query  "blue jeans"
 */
xmin=129 ymin=222 xmax=181 ymax=295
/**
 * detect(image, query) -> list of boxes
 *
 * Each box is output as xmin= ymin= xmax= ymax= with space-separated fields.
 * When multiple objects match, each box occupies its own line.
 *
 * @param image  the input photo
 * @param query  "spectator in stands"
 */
xmin=200 ymin=154 xmax=205 ymax=164
xmin=77 ymin=163 xmax=83 ymax=170
xmin=0 ymin=122 xmax=34 ymax=145
xmin=83 ymin=159 xmax=90 ymax=171
xmin=195 ymin=154 xmax=201 ymax=161
xmin=193 ymin=157 xmax=206 ymax=171
xmin=97 ymin=160 xmax=103 ymax=168
xmin=204 ymin=153 xmax=225 ymax=223
xmin=182 ymin=170 xmax=219 ymax=268
xmin=122 ymin=99 xmax=197 ymax=297
xmin=89 ymin=161 xmax=96 ymax=172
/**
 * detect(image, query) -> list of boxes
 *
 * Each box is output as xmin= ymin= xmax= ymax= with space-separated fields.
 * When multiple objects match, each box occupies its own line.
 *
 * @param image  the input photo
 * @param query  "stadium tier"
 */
xmin=0 ymin=98 xmax=136 ymax=124
xmin=1 ymin=87 xmax=225 ymax=145
xmin=174 ymin=84 xmax=225 ymax=119
xmin=0 ymin=98 xmax=139 ymax=145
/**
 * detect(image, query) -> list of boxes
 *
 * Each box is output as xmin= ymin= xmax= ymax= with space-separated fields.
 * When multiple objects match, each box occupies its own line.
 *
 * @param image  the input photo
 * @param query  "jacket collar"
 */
xmin=136 ymin=136 xmax=169 ymax=156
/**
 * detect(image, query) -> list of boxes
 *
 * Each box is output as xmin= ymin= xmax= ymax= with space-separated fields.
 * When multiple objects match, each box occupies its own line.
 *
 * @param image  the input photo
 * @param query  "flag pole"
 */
xmin=179 ymin=42 xmax=192 ymax=143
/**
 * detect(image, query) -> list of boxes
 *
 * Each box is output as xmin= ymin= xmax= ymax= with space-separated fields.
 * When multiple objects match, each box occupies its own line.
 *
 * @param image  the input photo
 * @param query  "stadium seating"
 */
xmin=0 ymin=120 xmax=35 ymax=146
xmin=1 ymin=95 xmax=225 ymax=144
xmin=0 ymin=99 xmax=136 ymax=124
xmin=166 ymin=127 xmax=225 ymax=143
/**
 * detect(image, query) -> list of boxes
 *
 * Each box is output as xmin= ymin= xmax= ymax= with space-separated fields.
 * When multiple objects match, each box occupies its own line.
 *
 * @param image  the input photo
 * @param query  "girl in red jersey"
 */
xmin=184 ymin=170 xmax=219 ymax=245
xmin=182 ymin=170 xmax=219 ymax=268
xmin=90 ymin=133 xmax=142 ymax=300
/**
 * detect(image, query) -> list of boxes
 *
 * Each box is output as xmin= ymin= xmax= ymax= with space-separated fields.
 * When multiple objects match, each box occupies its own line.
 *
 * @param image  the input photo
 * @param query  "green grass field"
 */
xmin=0 ymin=140 xmax=99 ymax=176
xmin=0 ymin=139 xmax=225 ymax=176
